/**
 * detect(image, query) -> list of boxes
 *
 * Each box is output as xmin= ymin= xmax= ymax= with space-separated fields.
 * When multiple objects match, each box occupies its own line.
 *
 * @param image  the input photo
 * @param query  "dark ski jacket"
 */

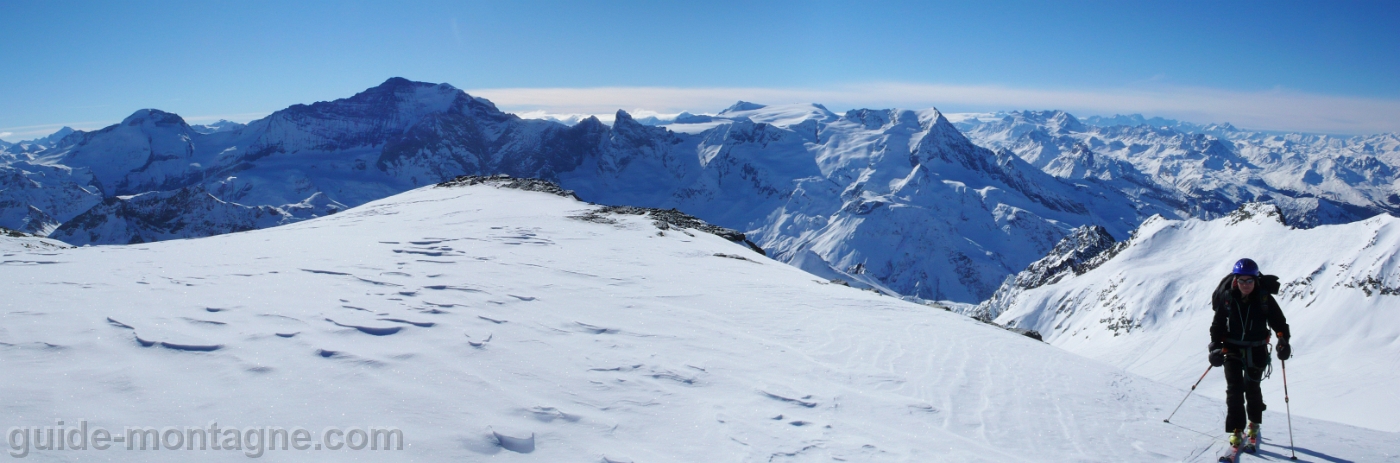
xmin=1211 ymin=275 xmax=1290 ymax=347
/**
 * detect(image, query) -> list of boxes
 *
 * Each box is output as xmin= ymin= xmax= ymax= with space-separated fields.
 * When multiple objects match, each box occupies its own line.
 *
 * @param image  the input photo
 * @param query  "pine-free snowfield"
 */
xmin=2 ymin=183 xmax=1395 ymax=462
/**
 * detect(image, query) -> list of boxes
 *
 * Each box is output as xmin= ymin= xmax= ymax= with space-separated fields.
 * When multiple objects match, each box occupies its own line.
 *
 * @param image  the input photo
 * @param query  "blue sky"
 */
xmin=2 ymin=0 xmax=1398 ymax=141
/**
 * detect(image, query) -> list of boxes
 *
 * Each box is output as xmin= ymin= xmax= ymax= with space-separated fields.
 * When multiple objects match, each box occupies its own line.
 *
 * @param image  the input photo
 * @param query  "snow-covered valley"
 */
xmin=3 ymin=180 xmax=1396 ymax=462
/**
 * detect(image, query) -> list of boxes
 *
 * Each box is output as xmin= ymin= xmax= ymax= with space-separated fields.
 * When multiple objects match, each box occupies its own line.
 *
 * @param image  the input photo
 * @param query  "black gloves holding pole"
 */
xmin=1208 ymin=341 xmax=1226 ymax=367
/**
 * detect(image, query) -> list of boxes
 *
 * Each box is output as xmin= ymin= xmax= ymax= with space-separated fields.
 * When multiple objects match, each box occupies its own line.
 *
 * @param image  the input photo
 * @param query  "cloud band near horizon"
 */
xmin=467 ymin=82 xmax=1400 ymax=136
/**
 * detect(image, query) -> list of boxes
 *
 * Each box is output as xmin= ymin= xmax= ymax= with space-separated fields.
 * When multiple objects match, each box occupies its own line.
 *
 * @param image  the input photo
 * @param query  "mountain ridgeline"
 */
xmin=4 ymin=78 xmax=1398 ymax=303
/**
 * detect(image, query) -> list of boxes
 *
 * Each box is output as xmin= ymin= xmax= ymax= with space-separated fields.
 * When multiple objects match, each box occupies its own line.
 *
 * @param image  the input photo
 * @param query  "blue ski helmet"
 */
xmin=1232 ymin=258 xmax=1260 ymax=276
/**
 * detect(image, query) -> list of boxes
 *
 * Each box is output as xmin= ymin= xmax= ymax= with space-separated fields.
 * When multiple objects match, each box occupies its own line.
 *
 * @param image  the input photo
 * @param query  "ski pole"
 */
xmin=1283 ymin=359 xmax=1297 ymax=460
xmin=1164 ymin=364 xmax=1214 ymax=423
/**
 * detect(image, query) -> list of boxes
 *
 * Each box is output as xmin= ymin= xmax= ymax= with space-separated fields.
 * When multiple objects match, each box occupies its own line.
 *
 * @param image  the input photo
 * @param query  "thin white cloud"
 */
xmin=468 ymin=83 xmax=1400 ymax=135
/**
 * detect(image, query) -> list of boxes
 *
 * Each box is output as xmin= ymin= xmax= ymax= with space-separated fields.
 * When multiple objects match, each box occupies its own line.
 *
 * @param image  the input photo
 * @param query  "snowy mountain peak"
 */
xmin=672 ymin=111 xmax=713 ymax=124
xmin=20 ymin=126 xmax=76 ymax=146
xmin=720 ymin=101 xmax=766 ymax=114
xmin=272 ymin=77 xmax=487 ymax=128
xmin=2 ymin=127 xmax=79 ymax=156
xmin=121 ymin=109 xmax=191 ymax=129
xmin=370 ymin=76 xmax=464 ymax=100
xmin=1082 ymin=113 xmax=1180 ymax=129
xmin=613 ymin=109 xmax=636 ymax=124
xmin=1018 ymin=110 xmax=1086 ymax=134
xmin=980 ymin=110 xmax=1080 ymax=136
xmin=607 ymin=110 xmax=660 ymax=139
xmin=699 ymin=102 xmax=840 ymax=130
xmin=189 ymin=120 xmax=245 ymax=134
xmin=840 ymin=108 xmax=922 ymax=131
xmin=1204 ymin=122 xmax=1238 ymax=133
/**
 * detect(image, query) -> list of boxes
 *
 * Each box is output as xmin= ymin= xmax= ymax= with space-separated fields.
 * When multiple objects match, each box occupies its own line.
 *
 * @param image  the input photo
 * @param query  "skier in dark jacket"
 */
xmin=1209 ymin=258 xmax=1290 ymax=453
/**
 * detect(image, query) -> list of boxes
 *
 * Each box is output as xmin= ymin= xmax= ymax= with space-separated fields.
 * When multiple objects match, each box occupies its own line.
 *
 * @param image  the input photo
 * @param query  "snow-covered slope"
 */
xmin=985 ymin=203 xmax=1400 ymax=432
xmin=0 ymin=162 xmax=103 ymax=235
xmin=4 ymin=181 xmax=1393 ymax=462
xmin=47 ymin=184 xmax=313 ymax=245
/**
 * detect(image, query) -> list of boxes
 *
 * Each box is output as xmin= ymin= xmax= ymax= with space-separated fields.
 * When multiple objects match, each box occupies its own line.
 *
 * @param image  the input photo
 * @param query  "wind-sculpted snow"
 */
xmin=4 ymin=184 xmax=1395 ymax=462
xmin=991 ymin=201 xmax=1400 ymax=432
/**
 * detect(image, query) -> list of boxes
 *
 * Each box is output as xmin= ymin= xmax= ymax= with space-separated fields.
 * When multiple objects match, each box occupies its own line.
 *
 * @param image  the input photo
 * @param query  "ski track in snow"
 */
xmin=1 ymin=185 xmax=1396 ymax=462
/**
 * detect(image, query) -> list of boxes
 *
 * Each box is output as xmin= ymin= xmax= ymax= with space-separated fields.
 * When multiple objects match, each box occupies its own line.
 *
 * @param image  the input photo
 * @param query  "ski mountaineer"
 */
xmin=1209 ymin=258 xmax=1291 ymax=460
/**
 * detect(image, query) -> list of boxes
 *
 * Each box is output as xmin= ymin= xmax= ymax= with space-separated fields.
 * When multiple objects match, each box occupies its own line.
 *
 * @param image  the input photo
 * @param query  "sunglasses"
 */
xmin=1236 ymin=277 xmax=1256 ymax=284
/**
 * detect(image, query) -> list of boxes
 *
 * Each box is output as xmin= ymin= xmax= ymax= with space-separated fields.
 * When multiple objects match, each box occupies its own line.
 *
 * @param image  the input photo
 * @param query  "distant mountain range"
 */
xmin=952 ymin=110 xmax=1400 ymax=228
xmin=3 ymin=78 xmax=1397 ymax=303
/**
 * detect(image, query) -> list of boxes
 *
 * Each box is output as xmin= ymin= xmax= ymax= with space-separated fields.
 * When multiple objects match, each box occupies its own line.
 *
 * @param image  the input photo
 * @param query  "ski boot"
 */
xmin=1243 ymin=423 xmax=1260 ymax=453
xmin=1218 ymin=430 xmax=1244 ymax=462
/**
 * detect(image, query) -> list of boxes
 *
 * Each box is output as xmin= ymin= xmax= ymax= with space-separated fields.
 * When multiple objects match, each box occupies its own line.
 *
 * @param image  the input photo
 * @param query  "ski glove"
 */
xmin=1208 ymin=342 xmax=1226 ymax=367
xmin=1277 ymin=340 xmax=1291 ymax=360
